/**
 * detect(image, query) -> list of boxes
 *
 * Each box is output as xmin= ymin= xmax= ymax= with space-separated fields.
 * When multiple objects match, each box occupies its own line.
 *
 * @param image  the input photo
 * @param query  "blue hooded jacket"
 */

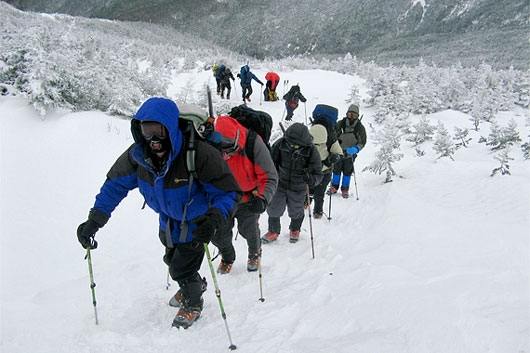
xmin=90 ymin=98 xmax=241 ymax=245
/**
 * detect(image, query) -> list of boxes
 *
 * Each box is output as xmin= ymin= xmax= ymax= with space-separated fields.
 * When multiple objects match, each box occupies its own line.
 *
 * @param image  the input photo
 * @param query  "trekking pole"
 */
xmin=166 ymin=268 xmax=171 ymax=290
xmin=259 ymin=85 xmax=263 ymax=105
xmin=203 ymin=243 xmax=237 ymax=350
xmin=85 ymin=248 xmax=99 ymax=325
xmin=352 ymin=162 xmax=360 ymax=200
xmin=327 ymin=169 xmax=333 ymax=221
xmin=280 ymin=107 xmax=286 ymax=122
xmin=232 ymin=80 xmax=238 ymax=99
xmin=306 ymin=184 xmax=315 ymax=259
xmin=304 ymin=102 xmax=308 ymax=125
xmin=255 ymin=219 xmax=265 ymax=302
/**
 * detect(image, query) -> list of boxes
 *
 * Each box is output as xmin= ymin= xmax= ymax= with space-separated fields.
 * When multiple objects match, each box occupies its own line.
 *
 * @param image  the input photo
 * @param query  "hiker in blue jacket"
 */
xmin=237 ymin=64 xmax=263 ymax=103
xmin=76 ymin=97 xmax=242 ymax=329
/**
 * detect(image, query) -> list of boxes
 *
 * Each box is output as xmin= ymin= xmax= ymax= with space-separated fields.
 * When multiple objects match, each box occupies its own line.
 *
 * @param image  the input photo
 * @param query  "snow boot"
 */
xmin=341 ymin=187 xmax=349 ymax=199
xmin=172 ymin=300 xmax=203 ymax=329
xmin=169 ymin=277 xmax=207 ymax=308
xmin=289 ymin=230 xmax=300 ymax=243
xmin=313 ymin=212 xmax=323 ymax=219
xmin=247 ymin=250 xmax=261 ymax=272
xmin=261 ymin=232 xmax=279 ymax=244
xmin=327 ymin=184 xmax=338 ymax=195
xmin=217 ymin=259 xmax=233 ymax=274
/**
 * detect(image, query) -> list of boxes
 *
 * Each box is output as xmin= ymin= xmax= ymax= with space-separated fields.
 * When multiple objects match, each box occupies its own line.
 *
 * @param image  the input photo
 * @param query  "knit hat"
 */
xmin=347 ymin=104 xmax=359 ymax=115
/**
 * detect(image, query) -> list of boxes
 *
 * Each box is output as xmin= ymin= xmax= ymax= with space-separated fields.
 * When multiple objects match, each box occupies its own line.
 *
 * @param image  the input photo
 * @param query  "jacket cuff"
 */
xmin=89 ymin=208 xmax=110 ymax=228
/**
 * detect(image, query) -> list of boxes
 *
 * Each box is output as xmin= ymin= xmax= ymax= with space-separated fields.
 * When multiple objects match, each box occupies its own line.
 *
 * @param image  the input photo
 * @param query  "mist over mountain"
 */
xmin=5 ymin=0 xmax=530 ymax=70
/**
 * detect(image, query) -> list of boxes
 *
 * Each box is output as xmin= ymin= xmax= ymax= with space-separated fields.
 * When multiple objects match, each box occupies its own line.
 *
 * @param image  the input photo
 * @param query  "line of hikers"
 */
xmin=213 ymin=63 xmax=307 ymax=120
xmin=76 ymin=96 xmax=366 ymax=329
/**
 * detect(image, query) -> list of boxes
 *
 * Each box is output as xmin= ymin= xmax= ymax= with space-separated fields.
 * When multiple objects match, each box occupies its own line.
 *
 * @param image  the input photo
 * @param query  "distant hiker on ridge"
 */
xmin=217 ymin=64 xmax=235 ymax=99
xmin=264 ymin=71 xmax=280 ymax=101
xmin=283 ymin=84 xmax=306 ymax=121
xmin=237 ymin=64 xmax=263 ymax=103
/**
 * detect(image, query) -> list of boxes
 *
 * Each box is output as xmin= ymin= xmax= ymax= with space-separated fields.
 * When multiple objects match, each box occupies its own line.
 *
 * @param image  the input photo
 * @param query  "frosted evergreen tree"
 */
xmin=491 ymin=149 xmax=514 ymax=176
xmin=454 ymin=127 xmax=472 ymax=149
xmin=406 ymin=115 xmax=435 ymax=146
xmin=485 ymin=119 xmax=521 ymax=150
xmin=521 ymin=140 xmax=530 ymax=160
xmin=345 ymin=84 xmax=361 ymax=106
xmin=433 ymin=121 xmax=455 ymax=161
xmin=363 ymin=120 xmax=404 ymax=183
xmin=469 ymin=116 xmax=480 ymax=131
xmin=175 ymin=78 xmax=196 ymax=104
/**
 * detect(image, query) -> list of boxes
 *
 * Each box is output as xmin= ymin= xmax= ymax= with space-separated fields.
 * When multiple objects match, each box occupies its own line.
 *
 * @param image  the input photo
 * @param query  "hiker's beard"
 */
xmin=149 ymin=138 xmax=171 ymax=154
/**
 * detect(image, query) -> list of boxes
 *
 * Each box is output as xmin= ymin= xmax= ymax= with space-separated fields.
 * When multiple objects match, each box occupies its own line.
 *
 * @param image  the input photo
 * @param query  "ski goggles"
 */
xmin=347 ymin=112 xmax=359 ymax=118
xmin=140 ymin=121 xmax=167 ymax=141
xmin=221 ymin=130 xmax=240 ymax=159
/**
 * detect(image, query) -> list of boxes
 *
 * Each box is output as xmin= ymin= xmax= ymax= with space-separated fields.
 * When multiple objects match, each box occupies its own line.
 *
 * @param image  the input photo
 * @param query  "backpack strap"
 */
xmin=245 ymin=130 xmax=257 ymax=164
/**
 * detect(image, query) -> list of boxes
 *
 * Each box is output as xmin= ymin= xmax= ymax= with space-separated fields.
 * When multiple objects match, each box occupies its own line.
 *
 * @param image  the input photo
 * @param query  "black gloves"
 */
xmin=77 ymin=209 xmax=109 ymax=249
xmin=191 ymin=208 xmax=225 ymax=244
xmin=302 ymin=170 xmax=313 ymax=187
xmin=77 ymin=219 xmax=100 ymax=249
xmin=326 ymin=153 xmax=341 ymax=166
xmin=247 ymin=196 xmax=268 ymax=214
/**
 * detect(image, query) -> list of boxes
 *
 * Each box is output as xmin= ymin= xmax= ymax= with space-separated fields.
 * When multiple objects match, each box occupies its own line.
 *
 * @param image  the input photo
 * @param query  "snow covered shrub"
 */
xmin=432 ymin=121 xmax=455 ymax=160
xmin=363 ymin=119 xmax=404 ymax=183
xmin=491 ymin=149 xmax=514 ymax=176
xmin=406 ymin=115 xmax=435 ymax=146
xmin=454 ymin=127 xmax=472 ymax=149
xmin=485 ymin=119 xmax=521 ymax=150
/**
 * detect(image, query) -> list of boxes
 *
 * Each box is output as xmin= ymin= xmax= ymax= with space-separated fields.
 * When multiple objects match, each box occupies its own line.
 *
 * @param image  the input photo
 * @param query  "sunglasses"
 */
xmin=347 ymin=112 xmax=359 ymax=118
xmin=140 ymin=121 xmax=167 ymax=140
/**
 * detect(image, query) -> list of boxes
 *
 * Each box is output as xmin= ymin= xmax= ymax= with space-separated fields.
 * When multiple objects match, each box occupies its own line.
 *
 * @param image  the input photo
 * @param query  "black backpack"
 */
xmin=229 ymin=104 xmax=273 ymax=162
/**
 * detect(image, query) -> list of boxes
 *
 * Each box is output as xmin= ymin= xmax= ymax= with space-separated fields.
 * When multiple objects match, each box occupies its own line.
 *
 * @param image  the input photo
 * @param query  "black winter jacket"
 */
xmin=271 ymin=123 xmax=322 ymax=191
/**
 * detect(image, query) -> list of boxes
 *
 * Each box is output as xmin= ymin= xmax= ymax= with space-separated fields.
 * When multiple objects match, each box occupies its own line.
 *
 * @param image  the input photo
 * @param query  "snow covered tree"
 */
xmin=406 ymin=115 xmax=435 ymax=146
xmin=363 ymin=119 xmax=404 ymax=183
xmin=433 ymin=121 xmax=455 ymax=160
xmin=345 ymin=84 xmax=361 ymax=106
xmin=454 ymin=127 xmax=472 ymax=149
xmin=485 ymin=119 xmax=521 ymax=150
xmin=490 ymin=149 xmax=514 ymax=176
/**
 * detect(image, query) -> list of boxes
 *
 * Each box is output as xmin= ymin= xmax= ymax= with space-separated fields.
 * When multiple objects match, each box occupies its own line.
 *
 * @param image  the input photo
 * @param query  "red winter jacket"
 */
xmin=215 ymin=116 xmax=278 ymax=204
xmin=265 ymin=72 xmax=280 ymax=91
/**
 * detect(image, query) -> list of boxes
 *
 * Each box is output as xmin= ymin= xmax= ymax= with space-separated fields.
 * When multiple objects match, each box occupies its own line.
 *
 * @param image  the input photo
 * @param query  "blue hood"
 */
xmin=131 ymin=97 xmax=183 ymax=158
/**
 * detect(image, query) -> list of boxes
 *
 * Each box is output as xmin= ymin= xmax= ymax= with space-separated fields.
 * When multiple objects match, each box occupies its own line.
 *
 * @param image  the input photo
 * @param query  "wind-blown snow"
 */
xmin=1 ymin=69 xmax=528 ymax=353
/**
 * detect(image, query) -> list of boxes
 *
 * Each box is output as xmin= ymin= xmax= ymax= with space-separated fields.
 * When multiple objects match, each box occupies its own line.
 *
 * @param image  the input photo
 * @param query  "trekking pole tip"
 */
xmin=229 ymin=344 xmax=237 ymax=350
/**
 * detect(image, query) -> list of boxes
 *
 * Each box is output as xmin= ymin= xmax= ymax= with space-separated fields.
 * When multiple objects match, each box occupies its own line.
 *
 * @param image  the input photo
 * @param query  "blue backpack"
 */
xmin=240 ymin=65 xmax=250 ymax=83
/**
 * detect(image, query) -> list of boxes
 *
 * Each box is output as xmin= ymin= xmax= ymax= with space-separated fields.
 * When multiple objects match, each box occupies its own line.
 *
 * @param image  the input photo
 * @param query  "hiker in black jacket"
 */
xmin=262 ymin=123 xmax=322 ymax=244
xmin=217 ymin=64 xmax=235 ymax=99
xmin=283 ymin=85 xmax=307 ymax=121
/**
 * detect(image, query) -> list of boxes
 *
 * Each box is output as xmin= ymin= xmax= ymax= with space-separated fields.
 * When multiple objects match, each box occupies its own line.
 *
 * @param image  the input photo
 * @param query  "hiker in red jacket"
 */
xmin=213 ymin=115 xmax=278 ymax=274
xmin=264 ymin=72 xmax=280 ymax=101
